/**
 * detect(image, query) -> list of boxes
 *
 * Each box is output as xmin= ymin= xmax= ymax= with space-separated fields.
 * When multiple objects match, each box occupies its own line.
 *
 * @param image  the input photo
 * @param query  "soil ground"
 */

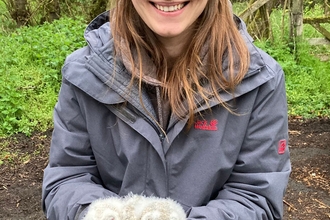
xmin=0 ymin=118 xmax=329 ymax=220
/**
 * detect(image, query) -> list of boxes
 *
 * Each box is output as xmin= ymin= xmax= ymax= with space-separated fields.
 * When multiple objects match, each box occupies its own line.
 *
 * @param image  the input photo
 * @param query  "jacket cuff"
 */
xmin=74 ymin=205 xmax=89 ymax=220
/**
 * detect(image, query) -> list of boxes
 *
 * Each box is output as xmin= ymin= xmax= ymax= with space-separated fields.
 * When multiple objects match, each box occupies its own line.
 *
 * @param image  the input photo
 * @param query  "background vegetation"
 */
xmin=0 ymin=1 xmax=329 ymax=137
xmin=0 ymin=17 xmax=86 ymax=135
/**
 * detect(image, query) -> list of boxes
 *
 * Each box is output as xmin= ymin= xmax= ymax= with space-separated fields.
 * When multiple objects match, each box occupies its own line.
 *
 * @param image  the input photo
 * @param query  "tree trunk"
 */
xmin=289 ymin=0 xmax=303 ymax=59
xmin=325 ymin=0 xmax=330 ymax=16
xmin=16 ymin=0 xmax=30 ymax=26
xmin=46 ymin=0 xmax=61 ymax=22
xmin=290 ymin=0 xmax=304 ymax=38
xmin=5 ymin=0 xmax=30 ymax=26
xmin=239 ymin=0 xmax=272 ymax=20
xmin=239 ymin=0 xmax=274 ymax=40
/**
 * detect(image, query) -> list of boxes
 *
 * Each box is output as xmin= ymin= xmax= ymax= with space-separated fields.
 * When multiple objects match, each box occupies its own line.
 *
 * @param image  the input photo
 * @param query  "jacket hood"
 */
xmin=63 ymin=11 xmax=276 ymax=112
xmin=84 ymin=11 xmax=111 ymax=51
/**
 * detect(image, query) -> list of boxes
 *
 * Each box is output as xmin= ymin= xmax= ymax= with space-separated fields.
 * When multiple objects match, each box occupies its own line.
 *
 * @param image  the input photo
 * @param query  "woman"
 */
xmin=42 ymin=0 xmax=291 ymax=219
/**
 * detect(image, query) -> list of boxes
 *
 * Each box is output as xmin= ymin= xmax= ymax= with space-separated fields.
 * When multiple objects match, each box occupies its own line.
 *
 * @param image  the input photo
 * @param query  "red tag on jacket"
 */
xmin=278 ymin=139 xmax=287 ymax=154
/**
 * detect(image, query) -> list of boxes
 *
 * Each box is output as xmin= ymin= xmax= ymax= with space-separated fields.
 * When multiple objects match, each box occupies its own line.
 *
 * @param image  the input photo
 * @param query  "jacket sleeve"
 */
xmin=42 ymin=77 xmax=117 ymax=220
xmin=186 ymin=67 xmax=291 ymax=219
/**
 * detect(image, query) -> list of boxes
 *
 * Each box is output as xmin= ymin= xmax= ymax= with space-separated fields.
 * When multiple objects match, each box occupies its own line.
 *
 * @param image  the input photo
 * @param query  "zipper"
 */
xmin=134 ymin=108 xmax=166 ymax=142
xmin=132 ymin=103 xmax=169 ymax=196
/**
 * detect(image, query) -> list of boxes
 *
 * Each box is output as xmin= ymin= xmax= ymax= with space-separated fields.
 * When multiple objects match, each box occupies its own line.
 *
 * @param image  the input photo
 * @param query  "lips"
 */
xmin=152 ymin=2 xmax=188 ymax=12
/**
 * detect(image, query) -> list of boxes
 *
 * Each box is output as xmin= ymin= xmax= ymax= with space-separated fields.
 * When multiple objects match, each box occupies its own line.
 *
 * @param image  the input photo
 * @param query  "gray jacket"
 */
xmin=42 ymin=12 xmax=291 ymax=220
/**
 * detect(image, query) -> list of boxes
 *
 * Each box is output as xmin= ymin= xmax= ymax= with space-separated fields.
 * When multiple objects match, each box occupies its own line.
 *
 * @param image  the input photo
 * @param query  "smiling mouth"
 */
xmin=151 ymin=2 xmax=188 ymax=12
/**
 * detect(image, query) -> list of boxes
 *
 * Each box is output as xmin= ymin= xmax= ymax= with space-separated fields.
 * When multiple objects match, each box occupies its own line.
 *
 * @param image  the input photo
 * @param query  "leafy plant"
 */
xmin=254 ymin=24 xmax=330 ymax=118
xmin=241 ymin=3 xmax=330 ymax=119
xmin=0 ymin=16 xmax=86 ymax=136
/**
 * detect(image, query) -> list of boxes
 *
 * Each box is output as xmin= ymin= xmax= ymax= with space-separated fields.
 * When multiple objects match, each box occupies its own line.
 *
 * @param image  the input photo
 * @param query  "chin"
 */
xmin=158 ymin=32 xmax=182 ymax=38
xmin=154 ymin=28 xmax=186 ymax=38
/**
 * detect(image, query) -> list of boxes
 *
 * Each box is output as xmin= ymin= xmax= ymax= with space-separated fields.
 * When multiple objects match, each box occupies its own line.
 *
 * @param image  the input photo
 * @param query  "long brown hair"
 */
xmin=111 ymin=0 xmax=250 ymax=127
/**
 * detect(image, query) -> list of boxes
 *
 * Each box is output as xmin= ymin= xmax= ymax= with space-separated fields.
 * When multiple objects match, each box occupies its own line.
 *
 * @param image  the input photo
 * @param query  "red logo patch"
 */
xmin=194 ymin=119 xmax=218 ymax=131
xmin=278 ymin=139 xmax=287 ymax=154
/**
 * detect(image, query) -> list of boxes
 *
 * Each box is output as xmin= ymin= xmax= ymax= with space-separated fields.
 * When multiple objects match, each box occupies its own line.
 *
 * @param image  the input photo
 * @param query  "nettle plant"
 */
xmin=255 ymin=39 xmax=330 ymax=118
xmin=0 ymin=17 xmax=86 ymax=136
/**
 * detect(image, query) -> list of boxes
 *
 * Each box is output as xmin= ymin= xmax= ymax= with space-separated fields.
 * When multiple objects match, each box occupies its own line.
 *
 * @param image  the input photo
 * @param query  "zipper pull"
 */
xmin=159 ymin=133 xmax=165 ymax=142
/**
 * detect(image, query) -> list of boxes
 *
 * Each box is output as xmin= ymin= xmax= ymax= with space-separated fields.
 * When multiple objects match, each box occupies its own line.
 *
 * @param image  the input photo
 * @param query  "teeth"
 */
xmin=155 ymin=3 xmax=185 ymax=12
